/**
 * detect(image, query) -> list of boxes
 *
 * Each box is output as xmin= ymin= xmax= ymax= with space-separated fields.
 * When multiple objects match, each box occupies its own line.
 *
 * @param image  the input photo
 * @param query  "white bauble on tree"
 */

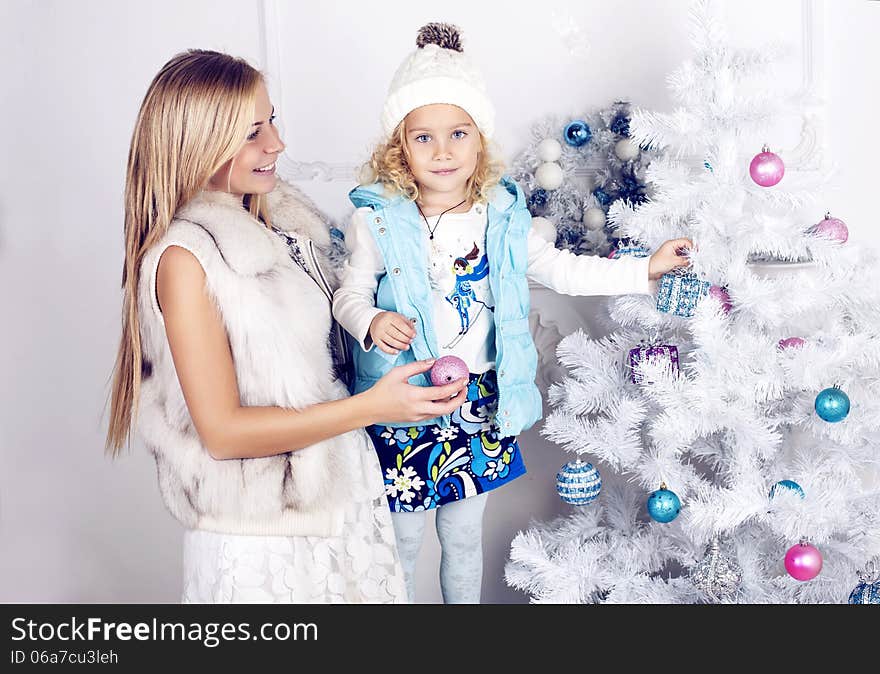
xmin=531 ymin=216 xmax=557 ymax=243
xmin=535 ymin=162 xmax=565 ymax=190
xmin=583 ymin=207 xmax=606 ymax=230
xmin=614 ymin=138 xmax=640 ymax=162
xmin=536 ymin=138 xmax=563 ymax=162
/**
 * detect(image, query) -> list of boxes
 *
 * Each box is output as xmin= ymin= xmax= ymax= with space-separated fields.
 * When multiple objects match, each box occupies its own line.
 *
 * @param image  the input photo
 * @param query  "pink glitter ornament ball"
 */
xmin=784 ymin=541 xmax=823 ymax=581
xmin=709 ymin=285 xmax=732 ymax=314
xmin=812 ymin=212 xmax=848 ymax=243
xmin=778 ymin=337 xmax=805 ymax=350
xmin=749 ymin=145 xmax=785 ymax=187
xmin=429 ymin=355 xmax=470 ymax=386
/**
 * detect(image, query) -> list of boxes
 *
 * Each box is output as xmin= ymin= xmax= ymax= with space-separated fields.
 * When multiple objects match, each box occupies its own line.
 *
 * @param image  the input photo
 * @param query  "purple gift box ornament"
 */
xmin=628 ymin=343 xmax=680 ymax=384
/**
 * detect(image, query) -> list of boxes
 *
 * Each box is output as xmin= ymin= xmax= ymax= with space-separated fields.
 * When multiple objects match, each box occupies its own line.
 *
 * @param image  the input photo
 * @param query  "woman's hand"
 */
xmin=648 ymin=238 xmax=694 ymax=280
xmin=361 ymin=359 xmax=468 ymax=424
xmin=369 ymin=311 xmax=416 ymax=355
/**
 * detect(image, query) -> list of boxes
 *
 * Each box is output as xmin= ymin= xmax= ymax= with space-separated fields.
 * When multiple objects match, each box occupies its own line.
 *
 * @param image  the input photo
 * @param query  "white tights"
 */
xmin=390 ymin=492 xmax=489 ymax=604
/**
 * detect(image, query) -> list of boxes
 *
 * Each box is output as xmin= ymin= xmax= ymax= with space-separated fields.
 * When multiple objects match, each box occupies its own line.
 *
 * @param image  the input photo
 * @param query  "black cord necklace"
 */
xmin=416 ymin=198 xmax=468 ymax=240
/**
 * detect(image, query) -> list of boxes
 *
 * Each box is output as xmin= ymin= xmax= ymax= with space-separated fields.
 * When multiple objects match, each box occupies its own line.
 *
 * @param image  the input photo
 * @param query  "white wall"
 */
xmin=0 ymin=0 xmax=876 ymax=603
xmin=0 ymin=0 xmax=267 ymax=602
xmin=824 ymin=1 xmax=880 ymax=241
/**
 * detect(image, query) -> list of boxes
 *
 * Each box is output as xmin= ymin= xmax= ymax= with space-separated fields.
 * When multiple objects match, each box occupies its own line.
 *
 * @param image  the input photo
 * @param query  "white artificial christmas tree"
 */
xmin=506 ymin=0 xmax=880 ymax=604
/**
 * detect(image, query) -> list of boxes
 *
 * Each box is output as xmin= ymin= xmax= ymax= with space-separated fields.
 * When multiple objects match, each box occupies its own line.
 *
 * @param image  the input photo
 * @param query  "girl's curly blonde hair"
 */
xmin=362 ymin=120 xmax=504 ymax=204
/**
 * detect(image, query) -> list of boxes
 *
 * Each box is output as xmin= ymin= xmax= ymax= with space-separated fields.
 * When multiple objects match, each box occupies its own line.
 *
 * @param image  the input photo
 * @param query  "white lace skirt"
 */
xmin=181 ymin=434 xmax=408 ymax=604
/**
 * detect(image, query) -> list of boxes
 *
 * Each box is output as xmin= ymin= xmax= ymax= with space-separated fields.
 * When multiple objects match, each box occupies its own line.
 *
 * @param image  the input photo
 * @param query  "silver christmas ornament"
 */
xmin=689 ymin=538 xmax=743 ymax=602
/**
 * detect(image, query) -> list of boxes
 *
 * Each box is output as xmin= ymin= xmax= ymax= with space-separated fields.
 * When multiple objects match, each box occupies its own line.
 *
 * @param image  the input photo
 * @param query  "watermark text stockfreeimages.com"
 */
xmin=10 ymin=616 xmax=317 ymax=649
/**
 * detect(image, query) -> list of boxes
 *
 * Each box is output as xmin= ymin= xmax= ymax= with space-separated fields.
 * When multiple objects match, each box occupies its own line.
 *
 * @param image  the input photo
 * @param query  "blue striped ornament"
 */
xmin=656 ymin=271 xmax=711 ymax=317
xmin=849 ymin=563 xmax=880 ymax=604
xmin=849 ymin=581 xmax=880 ymax=604
xmin=556 ymin=460 xmax=602 ymax=506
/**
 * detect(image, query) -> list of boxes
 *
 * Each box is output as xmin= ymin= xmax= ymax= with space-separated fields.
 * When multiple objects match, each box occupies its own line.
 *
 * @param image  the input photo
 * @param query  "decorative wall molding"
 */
xmin=281 ymin=160 xmax=357 ymax=182
xmin=784 ymin=0 xmax=826 ymax=172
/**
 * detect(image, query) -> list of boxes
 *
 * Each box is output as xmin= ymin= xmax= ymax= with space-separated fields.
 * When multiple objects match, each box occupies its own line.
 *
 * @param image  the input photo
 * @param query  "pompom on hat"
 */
xmin=381 ymin=23 xmax=495 ymax=138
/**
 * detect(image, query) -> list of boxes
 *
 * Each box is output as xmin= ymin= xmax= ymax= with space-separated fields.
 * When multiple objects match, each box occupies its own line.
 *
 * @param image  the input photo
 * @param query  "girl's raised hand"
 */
xmin=648 ymin=238 xmax=694 ymax=280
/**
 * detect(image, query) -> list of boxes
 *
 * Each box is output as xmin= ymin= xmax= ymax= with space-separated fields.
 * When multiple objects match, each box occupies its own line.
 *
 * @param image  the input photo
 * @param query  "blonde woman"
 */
xmin=106 ymin=49 xmax=468 ymax=603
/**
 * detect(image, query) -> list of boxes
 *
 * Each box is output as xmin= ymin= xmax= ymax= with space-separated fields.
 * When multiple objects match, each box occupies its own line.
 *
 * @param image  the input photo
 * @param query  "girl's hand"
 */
xmin=362 ymin=359 xmax=468 ymax=424
xmin=369 ymin=311 xmax=417 ymax=355
xmin=648 ymin=238 xmax=694 ymax=280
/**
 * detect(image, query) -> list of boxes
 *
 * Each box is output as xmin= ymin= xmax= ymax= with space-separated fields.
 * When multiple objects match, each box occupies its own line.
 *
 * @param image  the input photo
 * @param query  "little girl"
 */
xmin=333 ymin=23 xmax=692 ymax=603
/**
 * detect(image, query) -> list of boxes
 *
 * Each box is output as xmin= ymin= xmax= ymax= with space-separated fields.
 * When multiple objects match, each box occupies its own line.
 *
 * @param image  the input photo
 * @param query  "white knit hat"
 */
xmin=381 ymin=23 xmax=495 ymax=139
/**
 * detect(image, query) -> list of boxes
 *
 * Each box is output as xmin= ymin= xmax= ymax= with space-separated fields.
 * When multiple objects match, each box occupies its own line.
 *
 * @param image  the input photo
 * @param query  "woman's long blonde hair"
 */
xmin=363 ymin=120 xmax=504 ymax=204
xmin=106 ymin=50 xmax=266 ymax=455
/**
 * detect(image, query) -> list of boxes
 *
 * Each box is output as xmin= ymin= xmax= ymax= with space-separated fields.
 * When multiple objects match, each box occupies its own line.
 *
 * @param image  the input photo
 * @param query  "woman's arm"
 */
xmin=157 ymin=245 xmax=466 ymax=461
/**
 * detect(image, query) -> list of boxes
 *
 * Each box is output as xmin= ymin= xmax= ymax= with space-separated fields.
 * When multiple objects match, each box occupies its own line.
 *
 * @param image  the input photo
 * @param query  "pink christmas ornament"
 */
xmin=709 ymin=285 xmax=732 ymax=314
xmin=812 ymin=212 xmax=848 ymax=243
xmin=784 ymin=541 xmax=823 ymax=581
xmin=429 ymin=355 xmax=470 ymax=386
xmin=749 ymin=145 xmax=785 ymax=187
xmin=778 ymin=337 xmax=805 ymax=350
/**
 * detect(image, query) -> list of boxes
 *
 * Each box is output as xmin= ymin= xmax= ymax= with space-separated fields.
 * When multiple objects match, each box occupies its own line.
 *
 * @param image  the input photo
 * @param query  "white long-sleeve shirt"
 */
xmin=333 ymin=203 xmax=652 ymax=373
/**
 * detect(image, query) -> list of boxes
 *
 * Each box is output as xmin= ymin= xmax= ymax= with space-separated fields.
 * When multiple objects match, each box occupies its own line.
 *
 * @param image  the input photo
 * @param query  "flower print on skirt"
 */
xmin=366 ymin=369 xmax=526 ymax=512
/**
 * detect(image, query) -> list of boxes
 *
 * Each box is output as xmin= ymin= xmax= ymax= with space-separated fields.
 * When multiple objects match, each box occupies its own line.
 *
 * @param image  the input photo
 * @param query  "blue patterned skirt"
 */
xmin=366 ymin=370 xmax=527 ymax=512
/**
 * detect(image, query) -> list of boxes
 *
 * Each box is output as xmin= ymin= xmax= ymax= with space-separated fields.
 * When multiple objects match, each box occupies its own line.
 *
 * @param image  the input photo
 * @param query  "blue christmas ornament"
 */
xmin=769 ymin=479 xmax=805 ymax=500
xmin=656 ymin=271 xmax=711 ymax=317
xmin=610 ymin=113 xmax=630 ymax=137
xmin=849 ymin=581 xmax=880 ymax=605
xmin=556 ymin=460 xmax=602 ymax=506
xmin=527 ymin=188 xmax=548 ymax=211
xmin=563 ymin=120 xmax=592 ymax=147
xmin=329 ymin=226 xmax=345 ymax=241
xmin=592 ymin=187 xmax=613 ymax=206
xmin=647 ymin=483 xmax=681 ymax=523
xmin=815 ymin=386 xmax=851 ymax=423
xmin=848 ymin=562 xmax=880 ymax=604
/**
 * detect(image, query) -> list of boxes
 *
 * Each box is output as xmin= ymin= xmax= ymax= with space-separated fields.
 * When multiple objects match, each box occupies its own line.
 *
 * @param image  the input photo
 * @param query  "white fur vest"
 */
xmin=136 ymin=180 xmax=365 ymax=537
